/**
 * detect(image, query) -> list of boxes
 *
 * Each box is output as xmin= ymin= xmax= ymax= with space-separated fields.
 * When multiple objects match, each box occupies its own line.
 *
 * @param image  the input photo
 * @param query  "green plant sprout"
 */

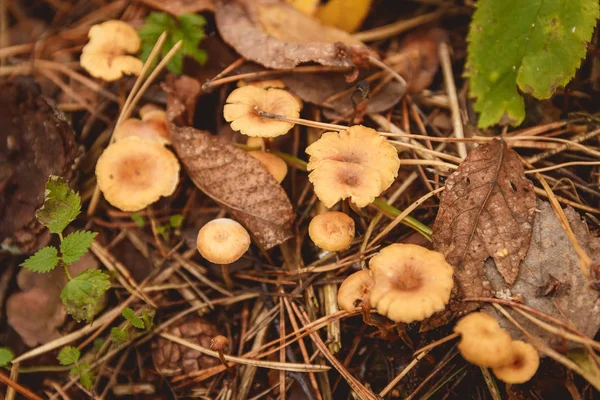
xmin=110 ymin=307 xmax=155 ymax=346
xmin=20 ymin=176 xmax=110 ymax=323
xmin=138 ymin=12 xmax=207 ymax=74
xmin=57 ymin=346 xmax=94 ymax=390
xmin=130 ymin=212 xmax=183 ymax=241
xmin=0 ymin=348 xmax=13 ymax=367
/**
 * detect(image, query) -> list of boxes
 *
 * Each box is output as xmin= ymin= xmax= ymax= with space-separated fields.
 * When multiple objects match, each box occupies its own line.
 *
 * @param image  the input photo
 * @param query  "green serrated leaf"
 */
xmin=130 ymin=212 xmax=145 ymax=228
xmin=0 ymin=348 xmax=14 ymax=367
xmin=142 ymin=309 xmax=155 ymax=330
xmin=21 ymin=246 xmax=59 ymax=273
xmin=110 ymin=327 xmax=129 ymax=346
xmin=60 ymin=231 xmax=98 ymax=265
xmin=466 ymin=0 xmax=600 ymax=128
xmin=79 ymin=364 xmax=95 ymax=390
xmin=60 ymin=270 xmax=111 ymax=323
xmin=36 ymin=176 xmax=81 ymax=234
xmin=58 ymin=346 xmax=80 ymax=365
xmin=122 ymin=307 xmax=135 ymax=321
xmin=130 ymin=316 xmax=145 ymax=329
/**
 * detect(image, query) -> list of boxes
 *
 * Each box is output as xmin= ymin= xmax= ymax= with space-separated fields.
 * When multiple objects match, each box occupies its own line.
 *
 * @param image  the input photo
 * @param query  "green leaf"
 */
xmin=78 ymin=364 xmax=95 ymax=390
xmin=0 ymin=348 xmax=14 ymax=367
xmin=169 ymin=214 xmax=184 ymax=229
xmin=60 ymin=270 xmax=111 ymax=323
xmin=142 ymin=309 xmax=155 ymax=330
xmin=110 ymin=327 xmax=129 ymax=346
xmin=122 ymin=307 xmax=145 ymax=329
xmin=60 ymin=231 xmax=98 ymax=265
xmin=36 ymin=176 xmax=81 ymax=234
xmin=466 ymin=0 xmax=600 ymax=128
xmin=130 ymin=212 xmax=145 ymax=228
xmin=122 ymin=307 xmax=135 ymax=321
xmin=58 ymin=346 xmax=80 ymax=365
xmin=21 ymin=246 xmax=59 ymax=273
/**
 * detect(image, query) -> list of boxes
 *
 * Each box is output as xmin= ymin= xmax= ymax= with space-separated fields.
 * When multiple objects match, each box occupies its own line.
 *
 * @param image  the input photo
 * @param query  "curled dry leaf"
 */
xmin=215 ymin=0 xmax=368 ymax=70
xmin=282 ymin=28 xmax=447 ymax=120
xmin=485 ymin=200 xmax=600 ymax=342
xmin=0 ymin=77 xmax=77 ymax=253
xmin=166 ymin=76 xmax=294 ymax=249
xmin=426 ymin=139 xmax=536 ymax=329
xmin=6 ymin=254 xmax=98 ymax=347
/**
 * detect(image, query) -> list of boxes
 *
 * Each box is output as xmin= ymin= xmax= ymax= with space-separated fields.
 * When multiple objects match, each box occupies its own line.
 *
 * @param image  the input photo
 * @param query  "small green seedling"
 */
xmin=0 ymin=348 xmax=14 ymax=367
xmin=20 ymin=176 xmax=110 ymax=323
xmin=110 ymin=307 xmax=155 ymax=346
xmin=138 ymin=12 xmax=207 ymax=74
xmin=57 ymin=346 xmax=94 ymax=390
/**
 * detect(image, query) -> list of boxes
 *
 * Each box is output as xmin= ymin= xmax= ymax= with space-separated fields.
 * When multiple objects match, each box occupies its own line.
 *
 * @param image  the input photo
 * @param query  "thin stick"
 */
xmin=414 ymin=332 xmax=460 ymax=356
xmin=379 ymin=350 xmax=430 ymax=397
xmin=258 ymin=111 xmax=347 ymax=131
xmin=353 ymin=10 xmax=443 ymax=42
xmin=159 ymin=333 xmax=330 ymax=373
xmin=368 ymin=56 xmax=407 ymax=88
xmin=439 ymin=42 xmax=467 ymax=159
xmin=0 ymin=371 xmax=43 ymax=400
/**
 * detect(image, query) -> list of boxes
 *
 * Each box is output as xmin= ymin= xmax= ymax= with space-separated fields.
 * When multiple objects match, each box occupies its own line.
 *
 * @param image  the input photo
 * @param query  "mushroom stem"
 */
xmin=221 ymin=264 xmax=234 ymax=290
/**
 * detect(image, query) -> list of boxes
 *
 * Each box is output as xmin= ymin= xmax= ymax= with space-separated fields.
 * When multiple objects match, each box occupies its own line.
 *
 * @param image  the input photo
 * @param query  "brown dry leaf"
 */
xmin=214 ymin=0 xmax=368 ymax=70
xmin=137 ymin=0 xmax=214 ymax=14
xmin=0 ymin=77 xmax=78 ymax=253
xmin=485 ymin=200 xmax=600 ymax=342
xmin=427 ymin=139 xmax=536 ymax=328
xmin=281 ymin=28 xmax=447 ymax=121
xmin=166 ymin=76 xmax=294 ymax=249
xmin=6 ymin=254 xmax=98 ymax=347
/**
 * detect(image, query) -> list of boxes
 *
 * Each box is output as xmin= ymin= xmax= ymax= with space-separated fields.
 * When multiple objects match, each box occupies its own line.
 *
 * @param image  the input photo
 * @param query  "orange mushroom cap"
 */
xmin=248 ymin=151 xmax=288 ymax=183
xmin=223 ymin=86 xmax=301 ymax=138
xmin=80 ymin=20 xmax=143 ymax=82
xmin=337 ymin=270 xmax=374 ymax=313
xmin=196 ymin=218 xmax=251 ymax=264
xmin=308 ymin=211 xmax=355 ymax=251
xmin=306 ymin=125 xmax=400 ymax=208
xmin=368 ymin=244 xmax=453 ymax=323
xmin=492 ymin=340 xmax=540 ymax=384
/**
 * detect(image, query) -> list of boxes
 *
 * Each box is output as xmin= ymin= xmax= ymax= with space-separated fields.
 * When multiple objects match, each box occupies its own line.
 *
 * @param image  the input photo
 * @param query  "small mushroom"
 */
xmin=80 ymin=20 xmax=143 ymax=82
xmin=492 ymin=340 xmax=540 ymax=384
xmin=246 ymin=137 xmax=266 ymax=151
xmin=96 ymin=137 xmax=180 ymax=212
xmin=210 ymin=335 xmax=231 ymax=369
xmin=196 ymin=218 xmax=251 ymax=289
xmin=454 ymin=312 xmax=514 ymax=368
xmin=368 ymin=244 xmax=453 ymax=324
xmin=337 ymin=270 xmax=374 ymax=313
xmin=114 ymin=104 xmax=170 ymax=145
xmin=308 ymin=211 xmax=355 ymax=252
xmin=223 ymin=85 xmax=301 ymax=138
xmin=306 ymin=125 xmax=400 ymax=208
xmin=248 ymin=151 xmax=288 ymax=183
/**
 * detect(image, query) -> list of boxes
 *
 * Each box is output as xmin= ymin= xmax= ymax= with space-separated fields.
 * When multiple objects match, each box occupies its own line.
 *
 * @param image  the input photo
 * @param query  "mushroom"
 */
xmin=248 ymin=151 xmax=288 ymax=183
xmin=308 ymin=211 xmax=355 ymax=252
xmin=80 ymin=20 xmax=143 ymax=82
xmin=492 ymin=340 xmax=540 ymax=384
xmin=306 ymin=125 xmax=400 ymax=208
xmin=368 ymin=244 xmax=453 ymax=324
xmin=113 ymin=104 xmax=170 ymax=145
xmin=246 ymin=137 xmax=266 ymax=151
xmin=454 ymin=312 xmax=514 ymax=368
xmin=196 ymin=218 xmax=251 ymax=289
xmin=337 ymin=270 xmax=374 ymax=313
xmin=95 ymin=137 xmax=180 ymax=212
xmin=223 ymin=86 xmax=301 ymax=138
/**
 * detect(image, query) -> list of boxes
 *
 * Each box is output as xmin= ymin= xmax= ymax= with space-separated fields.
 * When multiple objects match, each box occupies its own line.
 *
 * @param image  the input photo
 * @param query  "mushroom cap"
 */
xmin=139 ymin=104 xmax=165 ymax=119
xmin=196 ymin=218 xmax=251 ymax=264
xmin=492 ymin=340 xmax=540 ymax=384
xmin=80 ymin=20 xmax=143 ymax=82
xmin=308 ymin=211 xmax=355 ymax=251
xmin=306 ymin=126 xmax=400 ymax=208
xmin=96 ymin=137 xmax=180 ymax=212
xmin=223 ymin=86 xmax=301 ymax=138
xmin=368 ymin=244 xmax=454 ymax=323
xmin=337 ymin=270 xmax=374 ymax=313
xmin=308 ymin=160 xmax=382 ymax=208
xmin=454 ymin=312 xmax=514 ymax=368
xmin=238 ymin=79 xmax=287 ymax=90
xmin=113 ymin=117 xmax=170 ymax=145
xmin=248 ymin=151 xmax=288 ymax=183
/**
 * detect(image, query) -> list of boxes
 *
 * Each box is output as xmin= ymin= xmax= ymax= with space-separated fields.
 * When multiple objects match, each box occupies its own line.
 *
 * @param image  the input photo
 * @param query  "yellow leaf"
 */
xmin=315 ymin=0 xmax=373 ymax=33
xmin=286 ymin=0 xmax=319 ymax=15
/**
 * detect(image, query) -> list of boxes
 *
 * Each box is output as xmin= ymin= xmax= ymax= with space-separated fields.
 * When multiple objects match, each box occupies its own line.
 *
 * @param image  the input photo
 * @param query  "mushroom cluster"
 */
xmin=454 ymin=312 xmax=540 ymax=384
xmin=306 ymin=125 xmax=400 ymax=208
xmin=337 ymin=243 xmax=454 ymax=324
xmin=96 ymin=104 xmax=180 ymax=212
xmin=223 ymin=85 xmax=302 ymax=138
xmin=80 ymin=20 xmax=143 ymax=82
